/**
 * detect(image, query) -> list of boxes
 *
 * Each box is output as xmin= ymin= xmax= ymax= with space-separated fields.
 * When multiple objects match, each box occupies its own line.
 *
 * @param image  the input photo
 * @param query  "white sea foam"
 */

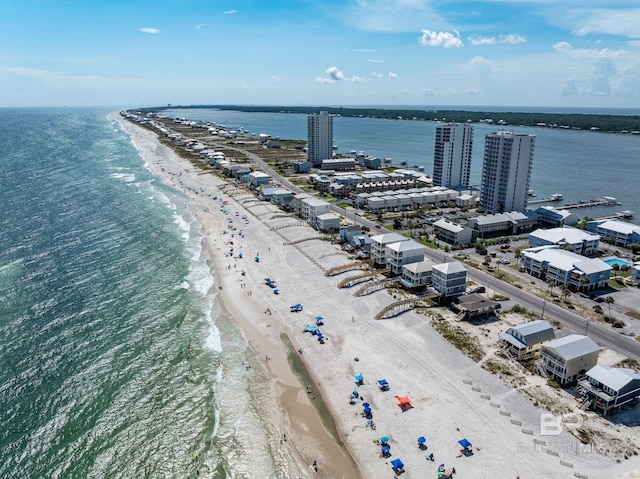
xmin=204 ymin=317 xmax=223 ymax=353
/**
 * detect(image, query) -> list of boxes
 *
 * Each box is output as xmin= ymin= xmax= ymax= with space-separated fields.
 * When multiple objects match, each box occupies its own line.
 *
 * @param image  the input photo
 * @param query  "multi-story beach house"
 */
xmin=528 ymin=227 xmax=601 ymax=256
xmin=467 ymin=211 xmax=536 ymax=239
xmin=433 ymin=123 xmax=474 ymax=188
xmin=586 ymin=219 xmax=640 ymax=248
xmin=299 ymin=197 xmax=331 ymax=228
xmin=500 ymin=320 xmax=556 ymax=360
xmin=384 ymin=239 xmax=427 ymax=275
xmin=520 ymin=245 xmax=611 ymax=291
xmin=479 ymin=131 xmax=535 ymax=214
xmin=538 ymin=334 xmax=600 ymax=385
xmin=370 ymin=233 xmax=408 ymax=268
xmin=432 ymin=218 xmax=474 ymax=246
xmin=400 ymin=259 xmax=435 ymax=289
xmin=578 ymin=365 xmax=640 ymax=415
xmin=307 ymin=111 xmax=333 ymax=167
xmin=431 ymin=261 xmax=467 ymax=298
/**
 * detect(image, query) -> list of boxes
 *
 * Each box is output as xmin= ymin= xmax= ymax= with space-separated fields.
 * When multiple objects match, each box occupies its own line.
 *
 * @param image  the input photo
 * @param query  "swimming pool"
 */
xmin=603 ymin=257 xmax=632 ymax=267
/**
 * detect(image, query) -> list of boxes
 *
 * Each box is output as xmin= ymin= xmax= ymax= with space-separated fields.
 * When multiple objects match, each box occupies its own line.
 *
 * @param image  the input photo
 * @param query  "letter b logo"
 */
xmin=540 ymin=413 xmax=563 ymax=436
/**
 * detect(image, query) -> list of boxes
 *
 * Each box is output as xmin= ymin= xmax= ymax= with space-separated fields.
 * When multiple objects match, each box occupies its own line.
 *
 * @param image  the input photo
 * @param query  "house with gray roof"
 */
xmin=385 ymin=239 xmax=427 ymax=275
xmin=539 ymin=334 xmax=600 ymax=384
xmin=453 ymin=293 xmax=501 ymax=321
xmin=500 ymin=320 xmax=556 ymax=360
xmin=578 ymin=365 xmax=640 ymax=415
xmin=370 ymin=233 xmax=408 ymax=268
xmin=432 ymin=261 xmax=467 ymax=298
xmin=520 ymin=245 xmax=611 ymax=291
xmin=400 ymin=259 xmax=435 ymax=289
xmin=528 ymin=227 xmax=601 ymax=256
xmin=433 ymin=218 xmax=474 ymax=246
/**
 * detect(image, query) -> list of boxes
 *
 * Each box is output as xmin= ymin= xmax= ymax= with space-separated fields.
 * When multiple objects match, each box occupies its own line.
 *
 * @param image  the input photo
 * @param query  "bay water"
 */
xmin=164 ymin=107 xmax=640 ymax=224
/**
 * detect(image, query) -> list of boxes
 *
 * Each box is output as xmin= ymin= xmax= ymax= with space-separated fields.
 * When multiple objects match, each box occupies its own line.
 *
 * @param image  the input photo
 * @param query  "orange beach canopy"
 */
xmin=395 ymin=395 xmax=412 ymax=407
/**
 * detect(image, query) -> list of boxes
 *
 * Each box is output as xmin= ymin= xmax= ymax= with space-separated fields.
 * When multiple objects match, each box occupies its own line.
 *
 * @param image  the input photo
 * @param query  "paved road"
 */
xmin=227 ymin=143 xmax=640 ymax=361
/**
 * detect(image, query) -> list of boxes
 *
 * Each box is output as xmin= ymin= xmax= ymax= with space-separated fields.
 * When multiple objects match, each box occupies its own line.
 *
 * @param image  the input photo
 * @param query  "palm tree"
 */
xmin=605 ymin=296 xmax=615 ymax=318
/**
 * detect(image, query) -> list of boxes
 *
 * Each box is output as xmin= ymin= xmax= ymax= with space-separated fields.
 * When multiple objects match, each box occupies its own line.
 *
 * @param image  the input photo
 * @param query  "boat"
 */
xmin=549 ymin=193 xmax=563 ymax=201
xmin=527 ymin=189 xmax=537 ymax=197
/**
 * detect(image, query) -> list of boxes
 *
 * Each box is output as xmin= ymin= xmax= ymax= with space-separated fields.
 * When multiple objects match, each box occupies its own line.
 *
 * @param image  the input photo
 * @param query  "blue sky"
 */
xmin=2 ymin=0 xmax=640 ymax=108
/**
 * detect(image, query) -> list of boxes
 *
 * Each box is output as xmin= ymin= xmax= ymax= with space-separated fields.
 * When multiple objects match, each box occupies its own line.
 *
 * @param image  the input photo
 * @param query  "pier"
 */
xmin=527 ymin=193 xmax=563 ymax=204
xmin=562 ymin=197 xmax=621 ymax=210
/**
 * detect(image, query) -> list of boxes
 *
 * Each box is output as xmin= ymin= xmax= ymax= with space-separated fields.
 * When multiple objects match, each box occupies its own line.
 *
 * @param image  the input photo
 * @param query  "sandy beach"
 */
xmin=117 ymin=113 xmax=640 ymax=479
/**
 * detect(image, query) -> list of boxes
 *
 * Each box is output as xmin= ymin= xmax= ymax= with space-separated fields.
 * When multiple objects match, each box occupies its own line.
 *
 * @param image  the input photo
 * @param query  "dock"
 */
xmin=562 ymin=197 xmax=621 ymax=210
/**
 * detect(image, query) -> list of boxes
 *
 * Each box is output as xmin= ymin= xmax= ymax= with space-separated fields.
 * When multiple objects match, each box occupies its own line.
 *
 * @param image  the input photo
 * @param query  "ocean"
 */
xmin=163 ymin=107 xmax=640 ymax=225
xmin=0 ymin=108 xmax=298 ymax=479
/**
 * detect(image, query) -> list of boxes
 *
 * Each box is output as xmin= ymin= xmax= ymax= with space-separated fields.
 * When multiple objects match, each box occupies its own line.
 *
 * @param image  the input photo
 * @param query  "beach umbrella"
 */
xmin=417 ymin=436 xmax=426 ymax=444
xmin=315 ymin=315 xmax=323 ymax=321
xmin=390 ymin=458 xmax=404 ymax=471
xmin=381 ymin=445 xmax=390 ymax=452
xmin=362 ymin=402 xmax=370 ymax=408
xmin=380 ymin=435 xmax=390 ymax=444
xmin=354 ymin=373 xmax=364 ymax=383
xmin=363 ymin=406 xmax=371 ymax=414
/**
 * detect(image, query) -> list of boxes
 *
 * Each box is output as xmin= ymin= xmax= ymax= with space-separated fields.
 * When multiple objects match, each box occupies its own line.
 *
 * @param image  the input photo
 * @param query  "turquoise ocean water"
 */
xmin=0 ymin=108 xmax=294 ymax=479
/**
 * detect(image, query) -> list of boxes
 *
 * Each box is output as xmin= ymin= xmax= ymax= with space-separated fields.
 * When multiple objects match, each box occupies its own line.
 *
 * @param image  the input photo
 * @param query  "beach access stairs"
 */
xmin=337 ymin=271 xmax=379 ymax=288
xmin=354 ymin=276 xmax=396 ymax=297
xmin=325 ymin=260 xmax=373 ymax=277
xmin=374 ymin=291 xmax=440 ymax=320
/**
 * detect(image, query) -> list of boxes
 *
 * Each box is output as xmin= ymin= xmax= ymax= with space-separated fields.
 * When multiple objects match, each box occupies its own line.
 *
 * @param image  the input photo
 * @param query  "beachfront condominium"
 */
xmin=307 ymin=111 xmax=333 ymax=167
xmin=433 ymin=123 xmax=473 ymax=188
xmin=479 ymin=131 xmax=535 ymax=214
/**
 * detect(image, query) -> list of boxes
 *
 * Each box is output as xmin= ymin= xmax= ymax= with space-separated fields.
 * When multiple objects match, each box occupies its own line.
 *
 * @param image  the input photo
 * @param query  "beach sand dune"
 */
xmin=118 ymin=114 xmax=640 ymax=479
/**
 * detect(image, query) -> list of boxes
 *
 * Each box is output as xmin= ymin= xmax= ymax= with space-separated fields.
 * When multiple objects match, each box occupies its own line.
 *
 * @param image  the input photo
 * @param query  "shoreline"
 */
xmin=117 ymin=113 xmax=361 ymax=478
xmin=116 ymin=112 xmax=640 ymax=479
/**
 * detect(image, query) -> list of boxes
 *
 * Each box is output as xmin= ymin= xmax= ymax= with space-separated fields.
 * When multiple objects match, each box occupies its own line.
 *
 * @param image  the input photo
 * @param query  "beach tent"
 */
xmin=290 ymin=304 xmax=303 ymax=312
xmin=354 ymin=374 xmax=364 ymax=385
xmin=304 ymin=324 xmax=318 ymax=334
xmin=395 ymin=395 xmax=412 ymax=411
xmin=458 ymin=438 xmax=472 ymax=449
xmin=390 ymin=458 xmax=404 ymax=473
xmin=273 ymin=288 xmax=280 ymax=295
xmin=377 ymin=379 xmax=390 ymax=391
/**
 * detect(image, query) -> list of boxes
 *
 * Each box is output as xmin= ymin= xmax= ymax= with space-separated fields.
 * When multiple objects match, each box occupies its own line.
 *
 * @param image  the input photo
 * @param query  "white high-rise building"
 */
xmin=479 ymin=131 xmax=535 ymax=214
xmin=432 ymin=123 xmax=473 ymax=188
xmin=307 ymin=111 xmax=333 ymax=166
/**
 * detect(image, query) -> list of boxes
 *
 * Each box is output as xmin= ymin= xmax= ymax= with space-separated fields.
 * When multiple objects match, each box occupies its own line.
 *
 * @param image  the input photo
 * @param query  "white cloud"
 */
xmin=372 ymin=72 xmax=384 ymax=78
xmin=571 ymin=8 xmax=640 ymax=38
xmin=224 ymin=10 xmax=237 ymax=15
xmin=468 ymin=35 xmax=496 ymax=46
xmin=327 ymin=66 xmax=345 ymax=81
xmin=271 ymin=75 xmax=282 ymax=82
xmin=419 ymin=30 xmax=463 ymax=48
xmin=422 ymin=88 xmax=435 ymax=96
xmin=553 ymin=42 xmax=626 ymax=60
xmin=352 ymin=49 xmax=375 ymax=52
xmin=195 ymin=24 xmax=205 ymax=29
xmin=140 ymin=28 xmax=160 ymax=34
xmin=316 ymin=66 xmax=364 ymax=83
xmin=468 ymin=33 xmax=525 ymax=46
xmin=388 ymin=72 xmax=398 ymax=78
xmin=368 ymin=59 xmax=384 ymax=63
xmin=499 ymin=33 xmax=525 ymax=45
xmin=242 ymin=84 xmax=251 ymax=90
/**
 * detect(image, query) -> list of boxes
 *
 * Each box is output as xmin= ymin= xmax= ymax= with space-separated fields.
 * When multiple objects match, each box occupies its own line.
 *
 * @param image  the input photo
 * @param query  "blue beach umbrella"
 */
xmin=381 ymin=445 xmax=390 ymax=452
xmin=362 ymin=402 xmax=370 ymax=408
xmin=417 ymin=436 xmax=426 ymax=444
xmin=380 ymin=435 xmax=390 ymax=444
